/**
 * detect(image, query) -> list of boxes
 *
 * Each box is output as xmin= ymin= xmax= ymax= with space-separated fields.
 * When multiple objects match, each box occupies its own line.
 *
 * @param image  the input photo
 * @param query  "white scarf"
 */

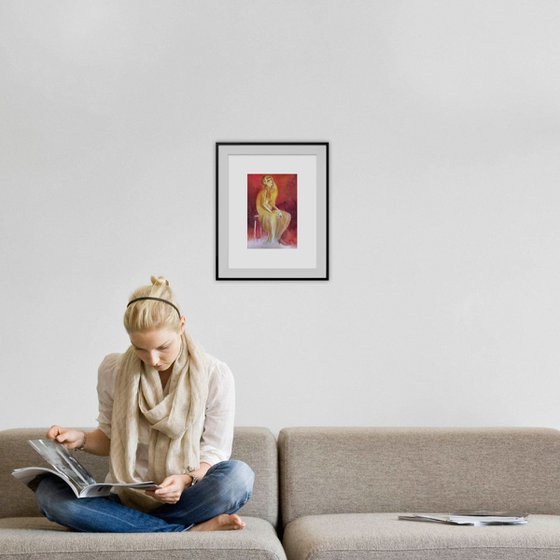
xmin=110 ymin=332 xmax=209 ymax=511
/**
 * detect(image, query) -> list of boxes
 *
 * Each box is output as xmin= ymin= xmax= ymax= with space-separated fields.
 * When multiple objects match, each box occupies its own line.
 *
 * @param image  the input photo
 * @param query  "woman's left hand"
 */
xmin=146 ymin=474 xmax=189 ymax=504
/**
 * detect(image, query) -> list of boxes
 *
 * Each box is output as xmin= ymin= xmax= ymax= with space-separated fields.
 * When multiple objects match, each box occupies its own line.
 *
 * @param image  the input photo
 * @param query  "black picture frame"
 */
xmin=216 ymin=142 xmax=329 ymax=281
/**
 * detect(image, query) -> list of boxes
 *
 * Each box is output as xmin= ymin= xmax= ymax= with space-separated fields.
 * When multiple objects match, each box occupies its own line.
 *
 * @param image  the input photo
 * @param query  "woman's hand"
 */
xmin=47 ymin=425 xmax=86 ymax=450
xmin=146 ymin=474 xmax=190 ymax=504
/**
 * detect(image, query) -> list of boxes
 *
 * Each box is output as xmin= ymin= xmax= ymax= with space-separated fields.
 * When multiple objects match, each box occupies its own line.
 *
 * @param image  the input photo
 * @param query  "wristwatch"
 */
xmin=190 ymin=475 xmax=199 ymax=486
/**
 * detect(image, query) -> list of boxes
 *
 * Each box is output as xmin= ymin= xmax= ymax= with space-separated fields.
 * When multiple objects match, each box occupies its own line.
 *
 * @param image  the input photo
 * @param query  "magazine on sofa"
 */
xmin=398 ymin=512 xmax=529 ymax=526
xmin=12 ymin=439 xmax=159 ymax=498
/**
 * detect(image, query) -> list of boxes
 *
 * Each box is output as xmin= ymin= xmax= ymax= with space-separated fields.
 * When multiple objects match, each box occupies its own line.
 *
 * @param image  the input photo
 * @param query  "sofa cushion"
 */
xmin=0 ymin=516 xmax=286 ymax=560
xmin=279 ymin=427 xmax=560 ymax=526
xmin=283 ymin=513 xmax=560 ymax=560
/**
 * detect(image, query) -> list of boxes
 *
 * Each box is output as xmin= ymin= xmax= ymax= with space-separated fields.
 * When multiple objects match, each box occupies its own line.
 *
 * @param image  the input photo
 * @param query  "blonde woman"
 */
xmin=256 ymin=175 xmax=291 ymax=244
xmin=34 ymin=276 xmax=254 ymax=533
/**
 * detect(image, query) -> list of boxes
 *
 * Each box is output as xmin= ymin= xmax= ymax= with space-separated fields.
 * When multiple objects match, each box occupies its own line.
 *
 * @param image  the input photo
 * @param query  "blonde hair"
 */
xmin=123 ymin=276 xmax=181 ymax=333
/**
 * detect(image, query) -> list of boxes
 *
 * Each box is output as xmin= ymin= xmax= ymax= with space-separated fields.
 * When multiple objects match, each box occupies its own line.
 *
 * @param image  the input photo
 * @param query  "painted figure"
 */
xmin=255 ymin=175 xmax=291 ymax=244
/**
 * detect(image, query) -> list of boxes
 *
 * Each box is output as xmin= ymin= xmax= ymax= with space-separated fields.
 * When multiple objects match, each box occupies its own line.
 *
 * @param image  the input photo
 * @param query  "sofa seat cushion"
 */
xmin=283 ymin=513 xmax=560 ymax=560
xmin=0 ymin=516 xmax=286 ymax=560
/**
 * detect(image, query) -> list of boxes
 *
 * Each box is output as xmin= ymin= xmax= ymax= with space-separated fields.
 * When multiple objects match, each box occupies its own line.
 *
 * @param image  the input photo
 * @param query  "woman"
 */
xmin=34 ymin=276 xmax=254 ymax=533
xmin=256 ymin=175 xmax=291 ymax=244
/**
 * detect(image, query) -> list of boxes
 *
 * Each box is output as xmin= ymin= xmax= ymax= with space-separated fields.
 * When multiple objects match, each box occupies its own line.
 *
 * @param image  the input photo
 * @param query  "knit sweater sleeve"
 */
xmin=200 ymin=357 xmax=235 ymax=466
xmin=96 ymin=353 xmax=120 ymax=440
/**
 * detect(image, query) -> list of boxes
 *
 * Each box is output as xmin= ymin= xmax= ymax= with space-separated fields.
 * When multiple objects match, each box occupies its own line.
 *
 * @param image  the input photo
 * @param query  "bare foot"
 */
xmin=190 ymin=514 xmax=246 ymax=532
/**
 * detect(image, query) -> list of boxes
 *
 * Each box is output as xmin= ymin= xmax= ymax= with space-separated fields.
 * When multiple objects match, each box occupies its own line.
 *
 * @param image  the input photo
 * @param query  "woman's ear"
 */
xmin=179 ymin=315 xmax=186 ymax=333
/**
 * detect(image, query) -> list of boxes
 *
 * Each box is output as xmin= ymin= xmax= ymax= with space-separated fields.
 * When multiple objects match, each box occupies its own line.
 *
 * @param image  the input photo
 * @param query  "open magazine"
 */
xmin=398 ymin=512 xmax=528 ymax=526
xmin=12 ymin=439 xmax=159 ymax=498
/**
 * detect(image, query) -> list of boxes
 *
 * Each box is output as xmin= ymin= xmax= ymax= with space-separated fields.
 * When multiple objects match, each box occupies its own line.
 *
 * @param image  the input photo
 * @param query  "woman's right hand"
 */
xmin=47 ymin=425 xmax=86 ymax=450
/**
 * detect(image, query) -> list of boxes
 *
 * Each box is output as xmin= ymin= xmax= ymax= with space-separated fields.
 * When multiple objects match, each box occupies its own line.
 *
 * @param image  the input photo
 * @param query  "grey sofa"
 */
xmin=279 ymin=427 xmax=560 ymax=560
xmin=0 ymin=427 xmax=286 ymax=560
xmin=4 ymin=427 xmax=560 ymax=560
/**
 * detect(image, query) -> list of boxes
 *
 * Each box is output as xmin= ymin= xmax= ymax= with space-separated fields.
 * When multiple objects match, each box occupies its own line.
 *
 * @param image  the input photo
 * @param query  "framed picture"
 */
xmin=216 ymin=142 xmax=329 ymax=280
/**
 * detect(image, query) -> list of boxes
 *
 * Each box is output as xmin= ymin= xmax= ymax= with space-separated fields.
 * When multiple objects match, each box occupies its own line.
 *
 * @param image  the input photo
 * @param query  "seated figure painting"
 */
xmin=247 ymin=174 xmax=297 ymax=248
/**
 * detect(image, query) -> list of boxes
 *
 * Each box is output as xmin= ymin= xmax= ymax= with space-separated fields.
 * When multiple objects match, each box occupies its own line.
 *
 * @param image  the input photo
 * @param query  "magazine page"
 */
xmin=398 ymin=515 xmax=450 ymax=524
xmin=77 ymin=481 xmax=160 ymax=498
xmin=13 ymin=439 xmax=160 ymax=499
xmin=28 ymin=439 xmax=96 ymax=491
xmin=398 ymin=513 xmax=528 ymax=526
xmin=12 ymin=467 xmax=83 ymax=497
xmin=449 ymin=513 xmax=528 ymax=525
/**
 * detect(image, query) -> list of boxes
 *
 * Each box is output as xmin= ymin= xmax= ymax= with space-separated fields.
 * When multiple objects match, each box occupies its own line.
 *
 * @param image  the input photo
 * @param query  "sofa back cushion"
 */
xmin=279 ymin=427 xmax=560 ymax=527
xmin=0 ymin=427 xmax=278 ymax=527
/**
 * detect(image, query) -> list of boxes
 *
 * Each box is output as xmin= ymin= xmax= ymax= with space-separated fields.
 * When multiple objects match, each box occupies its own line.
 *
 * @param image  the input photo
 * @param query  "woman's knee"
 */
xmin=213 ymin=459 xmax=255 ymax=498
xmin=232 ymin=460 xmax=255 ymax=492
xmin=36 ymin=475 xmax=63 ymax=508
xmin=217 ymin=458 xmax=253 ymax=478
xmin=35 ymin=475 xmax=79 ymax=523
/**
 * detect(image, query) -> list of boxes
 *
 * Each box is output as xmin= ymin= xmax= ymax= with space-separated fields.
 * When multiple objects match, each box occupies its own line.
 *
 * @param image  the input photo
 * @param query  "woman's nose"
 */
xmin=147 ymin=351 xmax=159 ymax=365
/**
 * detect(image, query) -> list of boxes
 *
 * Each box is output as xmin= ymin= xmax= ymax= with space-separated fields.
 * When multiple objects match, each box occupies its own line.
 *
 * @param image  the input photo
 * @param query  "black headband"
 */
xmin=126 ymin=297 xmax=181 ymax=318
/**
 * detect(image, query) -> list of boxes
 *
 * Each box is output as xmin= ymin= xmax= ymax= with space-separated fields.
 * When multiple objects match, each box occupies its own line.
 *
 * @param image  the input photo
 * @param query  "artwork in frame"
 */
xmin=216 ymin=142 xmax=329 ymax=280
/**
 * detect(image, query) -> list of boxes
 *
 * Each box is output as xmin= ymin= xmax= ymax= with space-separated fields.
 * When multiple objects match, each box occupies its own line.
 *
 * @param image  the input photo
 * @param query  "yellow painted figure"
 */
xmin=255 ymin=175 xmax=291 ymax=244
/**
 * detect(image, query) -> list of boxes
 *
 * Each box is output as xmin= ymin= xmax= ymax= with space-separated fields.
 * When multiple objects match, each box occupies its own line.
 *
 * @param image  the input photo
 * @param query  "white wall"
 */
xmin=2 ymin=1 xmax=560 ymax=433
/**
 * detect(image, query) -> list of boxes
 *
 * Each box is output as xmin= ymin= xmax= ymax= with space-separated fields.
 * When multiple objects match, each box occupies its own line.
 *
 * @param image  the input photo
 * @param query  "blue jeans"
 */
xmin=35 ymin=460 xmax=255 ymax=533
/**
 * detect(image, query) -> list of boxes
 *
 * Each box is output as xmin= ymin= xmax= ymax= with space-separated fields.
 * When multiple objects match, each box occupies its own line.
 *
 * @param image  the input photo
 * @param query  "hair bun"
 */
xmin=150 ymin=275 xmax=170 ymax=287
